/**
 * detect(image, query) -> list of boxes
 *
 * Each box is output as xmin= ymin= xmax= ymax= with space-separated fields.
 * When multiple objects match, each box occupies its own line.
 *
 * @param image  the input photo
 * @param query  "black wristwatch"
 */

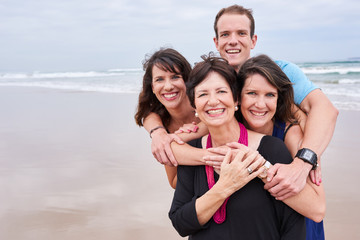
xmin=295 ymin=148 xmax=318 ymax=170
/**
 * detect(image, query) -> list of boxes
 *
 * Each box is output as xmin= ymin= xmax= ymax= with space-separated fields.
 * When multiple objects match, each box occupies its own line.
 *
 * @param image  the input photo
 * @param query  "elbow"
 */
xmin=168 ymin=213 xmax=190 ymax=237
xmin=330 ymin=104 xmax=339 ymax=120
xmin=310 ymin=203 xmax=326 ymax=223
xmin=169 ymin=176 xmax=177 ymax=189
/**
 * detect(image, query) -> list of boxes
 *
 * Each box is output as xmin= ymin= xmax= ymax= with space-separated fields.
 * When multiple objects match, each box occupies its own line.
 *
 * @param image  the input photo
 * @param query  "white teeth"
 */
xmin=251 ymin=111 xmax=266 ymax=116
xmin=227 ymin=49 xmax=240 ymax=53
xmin=164 ymin=93 xmax=177 ymax=98
xmin=207 ymin=109 xmax=224 ymax=114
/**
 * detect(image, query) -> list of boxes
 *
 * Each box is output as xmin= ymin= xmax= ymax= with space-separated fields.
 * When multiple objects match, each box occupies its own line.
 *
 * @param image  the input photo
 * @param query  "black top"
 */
xmin=169 ymin=135 xmax=305 ymax=240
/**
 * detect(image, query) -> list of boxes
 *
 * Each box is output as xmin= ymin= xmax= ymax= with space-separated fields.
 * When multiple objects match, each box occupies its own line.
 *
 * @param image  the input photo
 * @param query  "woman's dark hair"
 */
xmin=187 ymin=53 xmax=238 ymax=109
xmin=134 ymin=48 xmax=191 ymax=128
xmin=237 ymin=54 xmax=296 ymax=124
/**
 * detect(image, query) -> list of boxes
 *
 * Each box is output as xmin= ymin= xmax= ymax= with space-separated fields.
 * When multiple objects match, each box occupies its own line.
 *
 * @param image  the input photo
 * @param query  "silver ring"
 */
xmin=247 ymin=167 xmax=253 ymax=174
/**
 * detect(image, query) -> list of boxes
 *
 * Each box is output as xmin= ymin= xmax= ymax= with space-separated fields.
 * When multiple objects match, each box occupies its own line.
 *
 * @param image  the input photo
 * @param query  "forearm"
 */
xmin=143 ymin=112 xmax=164 ymax=133
xmin=171 ymin=142 xmax=208 ymax=165
xmin=164 ymin=165 xmax=178 ymax=189
xmin=262 ymin=175 xmax=325 ymax=222
xmin=195 ymin=182 xmax=231 ymax=225
xmin=300 ymin=89 xmax=338 ymax=157
xmin=283 ymin=179 xmax=326 ymax=222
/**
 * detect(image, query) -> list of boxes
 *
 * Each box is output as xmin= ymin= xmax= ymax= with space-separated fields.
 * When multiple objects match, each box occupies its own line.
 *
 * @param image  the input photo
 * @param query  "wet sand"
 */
xmin=0 ymin=86 xmax=359 ymax=239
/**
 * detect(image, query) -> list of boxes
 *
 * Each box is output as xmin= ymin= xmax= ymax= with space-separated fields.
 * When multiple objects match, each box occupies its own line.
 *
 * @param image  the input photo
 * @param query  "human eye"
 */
xmin=172 ymin=74 xmax=181 ymax=80
xmin=197 ymin=92 xmax=207 ymax=98
xmin=238 ymin=31 xmax=248 ymax=36
xmin=266 ymin=92 xmax=276 ymax=97
xmin=246 ymin=91 xmax=256 ymax=95
xmin=154 ymin=77 xmax=163 ymax=82
xmin=220 ymin=32 xmax=229 ymax=37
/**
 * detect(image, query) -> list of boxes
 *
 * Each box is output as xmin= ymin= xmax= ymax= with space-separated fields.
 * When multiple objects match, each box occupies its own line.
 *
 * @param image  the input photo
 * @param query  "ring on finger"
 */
xmin=247 ymin=167 xmax=253 ymax=174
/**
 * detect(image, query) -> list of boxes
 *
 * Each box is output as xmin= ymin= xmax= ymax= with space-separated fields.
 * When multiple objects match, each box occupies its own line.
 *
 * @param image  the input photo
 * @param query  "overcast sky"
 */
xmin=1 ymin=0 xmax=359 ymax=72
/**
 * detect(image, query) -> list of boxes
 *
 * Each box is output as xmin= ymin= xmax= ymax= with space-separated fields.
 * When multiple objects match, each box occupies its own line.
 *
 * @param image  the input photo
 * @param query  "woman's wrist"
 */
xmin=149 ymin=126 xmax=165 ymax=138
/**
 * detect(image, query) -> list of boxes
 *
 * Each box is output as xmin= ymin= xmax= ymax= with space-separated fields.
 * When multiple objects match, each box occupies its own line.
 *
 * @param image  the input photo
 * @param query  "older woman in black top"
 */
xmin=169 ymin=56 xmax=307 ymax=239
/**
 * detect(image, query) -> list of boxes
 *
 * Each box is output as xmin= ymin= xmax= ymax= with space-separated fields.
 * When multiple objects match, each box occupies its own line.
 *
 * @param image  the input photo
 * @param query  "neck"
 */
xmin=208 ymin=118 xmax=240 ymax=147
xmin=167 ymin=98 xmax=197 ymax=132
xmin=244 ymin=119 xmax=274 ymax=135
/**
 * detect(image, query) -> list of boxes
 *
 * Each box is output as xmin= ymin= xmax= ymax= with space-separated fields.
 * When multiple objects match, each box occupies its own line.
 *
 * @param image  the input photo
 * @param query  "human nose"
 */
xmin=229 ymin=33 xmax=238 ymax=45
xmin=164 ymin=79 xmax=174 ymax=91
xmin=254 ymin=96 xmax=266 ymax=108
xmin=208 ymin=93 xmax=219 ymax=106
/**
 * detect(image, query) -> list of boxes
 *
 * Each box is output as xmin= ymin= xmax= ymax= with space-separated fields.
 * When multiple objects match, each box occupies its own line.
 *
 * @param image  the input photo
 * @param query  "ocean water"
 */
xmin=1 ymin=61 xmax=359 ymax=111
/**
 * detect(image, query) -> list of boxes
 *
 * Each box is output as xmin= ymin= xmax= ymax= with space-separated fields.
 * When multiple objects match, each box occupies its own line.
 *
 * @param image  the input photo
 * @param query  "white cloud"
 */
xmin=0 ymin=0 xmax=359 ymax=71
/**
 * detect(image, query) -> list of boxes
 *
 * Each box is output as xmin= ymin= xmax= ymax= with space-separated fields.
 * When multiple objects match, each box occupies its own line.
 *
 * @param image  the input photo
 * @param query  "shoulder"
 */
xmin=275 ymin=59 xmax=319 ymax=105
xmin=275 ymin=59 xmax=306 ymax=81
xmin=258 ymin=136 xmax=292 ymax=165
xmin=247 ymin=130 xmax=265 ymax=150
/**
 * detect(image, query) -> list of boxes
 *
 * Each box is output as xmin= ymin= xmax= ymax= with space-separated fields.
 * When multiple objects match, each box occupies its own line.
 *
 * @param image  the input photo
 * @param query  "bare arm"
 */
xmin=261 ymin=168 xmax=325 ymax=222
xmin=263 ymin=125 xmax=326 ymax=221
xmin=299 ymin=89 xmax=338 ymax=180
xmin=300 ymin=89 xmax=338 ymax=156
xmin=196 ymin=150 xmax=263 ymax=225
xmin=143 ymin=113 xmax=184 ymax=166
xmin=266 ymin=89 xmax=338 ymax=199
xmin=214 ymin=143 xmax=326 ymax=222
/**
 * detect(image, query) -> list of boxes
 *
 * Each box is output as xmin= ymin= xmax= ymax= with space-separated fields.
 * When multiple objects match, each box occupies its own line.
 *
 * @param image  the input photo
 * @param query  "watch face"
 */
xmin=303 ymin=149 xmax=314 ymax=160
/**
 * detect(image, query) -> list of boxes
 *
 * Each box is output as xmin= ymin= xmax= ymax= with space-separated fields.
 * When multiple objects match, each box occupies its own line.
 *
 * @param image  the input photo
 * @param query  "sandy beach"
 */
xmin=0 ymin=86 xmax=359 ymax=240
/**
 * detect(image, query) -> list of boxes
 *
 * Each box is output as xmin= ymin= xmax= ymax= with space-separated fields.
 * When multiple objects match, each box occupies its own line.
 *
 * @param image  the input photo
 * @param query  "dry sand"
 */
xmin=0 ymin=86 xmax=359 ymax=239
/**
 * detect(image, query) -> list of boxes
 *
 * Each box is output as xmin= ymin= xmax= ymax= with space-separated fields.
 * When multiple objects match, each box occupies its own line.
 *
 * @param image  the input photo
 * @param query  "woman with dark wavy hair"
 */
xmin=135 ymin=48 xmax=200 ymax=187
xmin=237 ymin=54 xmax=325 ymax=240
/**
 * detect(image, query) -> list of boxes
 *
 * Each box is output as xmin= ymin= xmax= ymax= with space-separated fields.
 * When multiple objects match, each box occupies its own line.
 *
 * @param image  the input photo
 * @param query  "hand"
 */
xmin=218 ymin=149 xmax=264 ymax=195
xmin=151 ymin=129 xmax=184 ymax=166
xmin=205 ymin=143 xmax=258 ymax=171
xmin=174 ymin=122 xmax=199 ymax=134
xmin=309 ymin=160 xmax=322 ymax=186
xmin=204 ymin=145 xmax=231 ymax=171
xmin=264 ymin=158 xmax=312 ymax=200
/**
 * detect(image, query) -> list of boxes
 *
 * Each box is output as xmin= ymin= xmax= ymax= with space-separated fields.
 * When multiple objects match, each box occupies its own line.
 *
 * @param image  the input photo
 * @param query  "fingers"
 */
xmin=309 ymin=170 xmax=316 ymax=184
xmin=222 ymin=149 xmax=232 ymax=166
xmin=265 ymin=164 xmax=280 ymax=183
xmin=175 ymin=122 xmax=199 ymax=134
xmin=226 ymin=142 xmax=244 ymax=149
xmin=171 ymin=134 xmax=184 ymax=145
xmin=274 ymin=191 xmax=296 ymax=201
xmin=269 ymin=183 xmax=299 ymax=200
xmin=207 ymin=146 xmax=229 ymax=156
xmin=315 ymin=163 xmax=322 ymax=185
xmin=310 ymin=166 xmax=322 ymax=186
xmin=164 ymin=144 xmax=178 ymax=167
xmin=203 ymin=155 xmax=225 ymax=162
xmin=244 ymin=153 xmax=265 ymax=177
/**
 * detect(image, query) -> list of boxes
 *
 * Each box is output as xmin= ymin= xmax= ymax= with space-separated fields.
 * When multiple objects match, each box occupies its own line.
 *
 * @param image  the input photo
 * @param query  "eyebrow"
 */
xmin=196 ymin=87 xmax=228 ymax=92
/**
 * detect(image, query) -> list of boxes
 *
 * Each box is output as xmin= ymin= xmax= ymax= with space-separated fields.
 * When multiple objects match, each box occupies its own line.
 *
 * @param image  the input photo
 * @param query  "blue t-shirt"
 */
xmin=275 ymin=60 xmax=318 ymax=105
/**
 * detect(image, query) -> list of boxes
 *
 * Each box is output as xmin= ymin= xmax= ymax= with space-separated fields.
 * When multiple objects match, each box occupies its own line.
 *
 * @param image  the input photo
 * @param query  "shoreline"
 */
xmin=0 ymin=86 xmax=359 ymax=239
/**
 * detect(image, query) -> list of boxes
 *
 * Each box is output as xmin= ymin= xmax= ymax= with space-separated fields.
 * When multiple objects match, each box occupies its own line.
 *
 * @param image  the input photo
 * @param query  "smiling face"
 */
xmin=214 ymin=13 xmax=257 ymax=72
xmin=194 ymin=71 xmax=237 ymax=128
xmin=240 ymin=73 xmax=278 ymax=134
xmin=151 ymin=64 xmax=187 ymax=111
